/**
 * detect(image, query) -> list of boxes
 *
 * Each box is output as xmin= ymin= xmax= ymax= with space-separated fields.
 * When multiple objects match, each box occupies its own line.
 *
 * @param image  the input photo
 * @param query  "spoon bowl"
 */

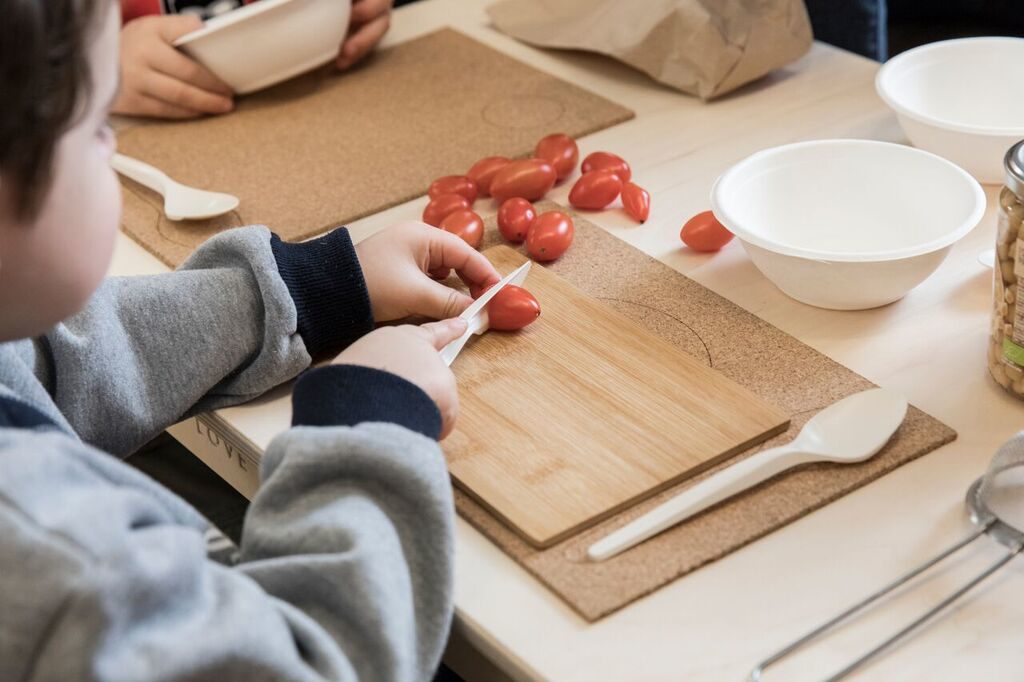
xmin=162 ymin=179 xmax=240 ymax=221
xmin=794 ymin=388 xmax=909 ymax=461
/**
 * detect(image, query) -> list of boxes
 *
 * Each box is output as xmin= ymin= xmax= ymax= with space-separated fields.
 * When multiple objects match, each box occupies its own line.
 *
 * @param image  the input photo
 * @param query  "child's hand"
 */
xmin=114 ymin=15 xmax=234 ymax=119
xmin=336 ymin=0 xmax=393 ymax=70
xmin=355 ymin=222 xmax=502 ymax=323
xmin=334 ymin=318 xmax=467 ymax=438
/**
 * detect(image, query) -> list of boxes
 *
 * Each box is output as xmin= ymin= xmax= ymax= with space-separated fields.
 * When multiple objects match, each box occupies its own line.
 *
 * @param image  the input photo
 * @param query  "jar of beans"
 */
xmin=991 ymin=140 xmax=1024 ymax=397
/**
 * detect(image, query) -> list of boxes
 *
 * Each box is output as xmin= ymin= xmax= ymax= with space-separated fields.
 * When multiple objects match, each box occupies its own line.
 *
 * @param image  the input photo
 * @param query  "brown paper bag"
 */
xmin=487 ymin=0 xmax=813 ymax=100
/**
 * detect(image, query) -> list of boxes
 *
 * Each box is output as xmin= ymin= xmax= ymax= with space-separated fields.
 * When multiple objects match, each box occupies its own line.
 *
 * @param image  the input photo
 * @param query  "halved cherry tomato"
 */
xmin=535 ymin=133 xmax=579 ymax=181
xmin=497 ymin=198 xmax=537 ymax=243
xmin=622 ymin=182 xmax=651 ymax=223
xmin=490 ymin=159 xmax=557 ymax=202
xmin=467 ymin=156 xmax=510 ymax=197
xmin=429 ymin=175 xmax=478 ymax=202
xmin=581 ymin=151 xmax=631 ymax=182
xmin=440 ymin=209 xmax=484 ymax=249
xmin=423 ymin=193 xmax=471 ymax=227
xmin=681 ymin=210 xmax=733 ymax=252
xmin=569 ymin=169 xmax=623 ymax=210
xmin=526 ymin=211 xmax=574 ymax=262
xmin=487 ymin=285 xmax=541 ymax=331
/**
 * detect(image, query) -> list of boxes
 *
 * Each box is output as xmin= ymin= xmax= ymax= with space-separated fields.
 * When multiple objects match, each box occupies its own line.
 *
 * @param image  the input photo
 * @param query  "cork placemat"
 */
xmin=116 ymin=28 xmax=634 ymax=267
xmin=453 ymin=205 xmax=957 ymax=622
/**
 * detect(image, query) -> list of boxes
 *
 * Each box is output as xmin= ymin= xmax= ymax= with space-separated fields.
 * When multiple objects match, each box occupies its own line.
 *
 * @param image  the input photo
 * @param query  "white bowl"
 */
xmin=876 ymin=37 xmax=1024 ymax=184
xmin=174 ymin=0 xmax=351 ymax=95
xmin=710 ymin=139 xmax=986 ymax=310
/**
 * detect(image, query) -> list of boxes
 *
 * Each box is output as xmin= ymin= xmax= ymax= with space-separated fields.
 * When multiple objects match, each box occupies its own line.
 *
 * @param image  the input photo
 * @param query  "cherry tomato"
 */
xmin=490 ymin=159 xmax=557 ymax=202
xmin=535 ymin=133 xmax=579 ymax=181
xmin=680 ymin=210 xmax=733 ymax=252
xmin=622 ymin=182 xmax=651 ymax=223
xmin=440 ymin=209 xmax=484 ymax=249
xmin=569 ymin=169 xmax=623 ymax=210
xmin=497 ymin=198 xmax=537 ymax=243
xmin=487 ymin=285 xmax=541 ymax=331
xmin=422 ymin=193 xmax=471 ymax=227
xmin=429 ymin=175 xmax=478 ymax=202
xmin=526 ymin=210 xmax=574 ymax=262
xmin=581 ymin=151 xmax=631 ymax=182
xmin=467 ymin=156 xmax=510 ymax=197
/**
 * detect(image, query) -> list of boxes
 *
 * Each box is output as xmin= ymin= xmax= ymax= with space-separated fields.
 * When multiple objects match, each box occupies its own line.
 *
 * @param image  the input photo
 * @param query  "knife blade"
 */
xmin=439 ymin=260 xmax=531 ymax=366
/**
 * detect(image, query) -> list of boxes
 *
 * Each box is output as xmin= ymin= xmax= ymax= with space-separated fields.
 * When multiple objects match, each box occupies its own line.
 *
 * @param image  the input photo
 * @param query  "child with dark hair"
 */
xmin=114 ymin=0 xmax=393 ymax=117
xmin=0 ymin=0 xmax=498 ymax=679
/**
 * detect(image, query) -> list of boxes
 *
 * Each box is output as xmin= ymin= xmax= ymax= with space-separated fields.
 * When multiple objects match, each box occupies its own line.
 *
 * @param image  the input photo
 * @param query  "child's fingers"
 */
xmin=336 ymin=14 xmax=390 ymax=69
xmin=429 ymin=267 xmax=452 ymax=281
xmin=427 ymin=230 xmax=502 ymax=291
xmin=116 ymin=92 xmax=202 ymax=119
xmin=350 ymin=0 xmax=392 ymax=26
xmin=143 ymin=71 xmax=234 ymax=115
xmin=414 ymin=278 xmax=475 ymax=321
xmin=150 ymin=42 xmax=234 ymax=96
xmin=415 ymin=318 xmax=469 ymax=350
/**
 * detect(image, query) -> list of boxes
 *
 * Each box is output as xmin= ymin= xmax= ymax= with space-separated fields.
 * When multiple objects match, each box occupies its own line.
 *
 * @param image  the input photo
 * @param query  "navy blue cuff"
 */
xmin=270 ymin=228 xmax=374 ymax=358
xmin=291 ymin=365 xmax=442 ymax=440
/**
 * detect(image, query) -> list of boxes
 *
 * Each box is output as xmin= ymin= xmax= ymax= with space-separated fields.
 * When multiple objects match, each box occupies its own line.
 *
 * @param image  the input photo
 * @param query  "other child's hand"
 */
xmin=114 ymin=15 xmax=234 ymax=119
xmin=336 ymin=0 xmax=393 ymax=70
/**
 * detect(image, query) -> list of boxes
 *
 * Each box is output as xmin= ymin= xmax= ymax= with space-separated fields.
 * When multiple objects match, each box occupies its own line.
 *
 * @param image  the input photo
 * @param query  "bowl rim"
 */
xmin=875 ymin=36 xmax=1024 ymax=137
xmin=710 ymin=139 xmax=986 ymax=263
xmin=173 ymin=0 xmax=297 ymax=47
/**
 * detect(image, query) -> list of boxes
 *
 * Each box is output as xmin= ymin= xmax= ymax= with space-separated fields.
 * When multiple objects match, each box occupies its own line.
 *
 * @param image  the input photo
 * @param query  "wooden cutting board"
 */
xmin=444 ymin=246 xmax=790 ymax=547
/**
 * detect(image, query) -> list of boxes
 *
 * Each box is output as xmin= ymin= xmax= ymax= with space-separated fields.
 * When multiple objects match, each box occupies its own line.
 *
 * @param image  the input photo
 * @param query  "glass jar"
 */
xmin=991 ymin=140 xmax=1024 ymax=398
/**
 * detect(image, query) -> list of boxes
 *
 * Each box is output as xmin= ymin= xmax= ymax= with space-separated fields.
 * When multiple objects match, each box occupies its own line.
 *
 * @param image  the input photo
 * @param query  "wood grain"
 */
xmin=444 ymin=246 xmax=790 ymax=547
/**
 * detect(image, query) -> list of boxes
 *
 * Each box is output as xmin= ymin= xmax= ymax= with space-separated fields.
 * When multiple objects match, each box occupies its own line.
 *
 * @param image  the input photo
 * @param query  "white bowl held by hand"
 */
xmin=876 ymin=37 xmax=1024 ymax=184
xmin=711 ymin=139 xmax=986 ymax=310
xmin=174 ymin=0 xmax=351 ymax=95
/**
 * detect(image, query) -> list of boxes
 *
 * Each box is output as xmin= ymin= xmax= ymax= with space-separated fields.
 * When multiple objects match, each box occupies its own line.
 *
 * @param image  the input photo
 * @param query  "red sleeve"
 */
xmin=121 ymin=0 xmax=261 ymax=23
xmin=121 ymin=0 xmax=165 ymax=23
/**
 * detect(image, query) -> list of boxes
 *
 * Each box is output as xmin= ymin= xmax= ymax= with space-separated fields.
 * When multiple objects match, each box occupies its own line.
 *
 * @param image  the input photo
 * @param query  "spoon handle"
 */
xmin=587 ymin=445 xmax=813 ymax=561
xmin=110 ymin=153 xmax=168 ymax=196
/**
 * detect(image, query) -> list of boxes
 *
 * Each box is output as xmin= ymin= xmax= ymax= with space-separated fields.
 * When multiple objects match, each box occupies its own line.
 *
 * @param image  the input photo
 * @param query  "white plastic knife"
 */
xmin=439 ymin=260 xmax=531 ymax=366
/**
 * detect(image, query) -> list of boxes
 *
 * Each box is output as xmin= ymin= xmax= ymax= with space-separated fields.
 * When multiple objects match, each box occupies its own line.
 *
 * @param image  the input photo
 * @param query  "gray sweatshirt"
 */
xmin=0 ymin=226 xmax=455 ymax=681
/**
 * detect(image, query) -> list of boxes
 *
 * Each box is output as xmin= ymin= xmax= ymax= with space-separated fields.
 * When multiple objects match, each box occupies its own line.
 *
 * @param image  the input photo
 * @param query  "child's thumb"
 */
xmin=159 ymin=13 xmax=204 ymax=41
xmin=418 ymin=318 xmax=468 ymax=350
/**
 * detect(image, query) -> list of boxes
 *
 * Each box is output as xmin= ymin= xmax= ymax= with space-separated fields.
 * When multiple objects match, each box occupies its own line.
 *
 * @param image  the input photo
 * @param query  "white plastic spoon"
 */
xmin=587 ymin=388 xmax=908 ymax=562
xmin=111 ymin=153 xmax=239 ymax=221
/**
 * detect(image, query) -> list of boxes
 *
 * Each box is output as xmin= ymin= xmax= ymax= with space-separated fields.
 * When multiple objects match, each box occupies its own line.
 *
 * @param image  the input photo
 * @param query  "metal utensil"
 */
xmin=587 ymin=388 xmax=909 ymax=561
xmin=750 ymin=434 xmax=1024 ymax=681
xmin=111 ymin=153 xmax=239 ymax=221
xmin=439 ymin=261 xmax=531 ymax=366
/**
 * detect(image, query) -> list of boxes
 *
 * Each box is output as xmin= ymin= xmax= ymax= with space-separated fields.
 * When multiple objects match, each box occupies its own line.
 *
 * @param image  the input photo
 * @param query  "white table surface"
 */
xmin=109 ymin=1 xmax=1024 ymax=679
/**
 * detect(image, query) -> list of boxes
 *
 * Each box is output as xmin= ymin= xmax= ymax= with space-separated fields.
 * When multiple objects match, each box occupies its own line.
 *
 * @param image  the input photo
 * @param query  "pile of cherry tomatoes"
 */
xmin=421 ymin=132 xmax=734 ymax=331
xmin=422 ymin=133 xmax=653 ymax=264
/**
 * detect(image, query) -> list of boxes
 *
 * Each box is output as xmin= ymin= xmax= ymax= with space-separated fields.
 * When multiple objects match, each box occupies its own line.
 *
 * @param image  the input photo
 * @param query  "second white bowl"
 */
xmin=710 ymin=139 xmax=986 ymax=310
xmin=876 ymin=37 xmax=1024 ymax=184
xmin=174 ymin=0 xmax=351 ymax=95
